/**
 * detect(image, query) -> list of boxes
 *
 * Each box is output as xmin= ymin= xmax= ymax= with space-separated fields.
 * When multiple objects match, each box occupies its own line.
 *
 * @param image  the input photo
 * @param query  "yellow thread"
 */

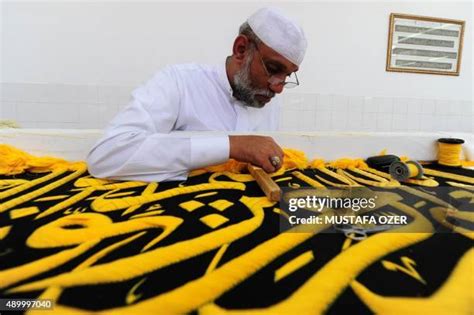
xmin=349 ymin=167 xmax=391 ymax=183
xmin=0 ymin=170 xmax=65 ymax=205
xmin=461 ymin=160 xmax=474 ymax=167
xmin=0 ymin=226 xmax=11 ymax=240
xmin=35 ymin=195 xmax=70 ymax=202
xmin=9 ymin=196 xmax=268 ymax=293
xmin=329 ymin=158 xmax=369 ymax=170
xmin=381 ymin=256 xmax=426 ymax=285
xmin=446 ymin=181 xmax=474 ymax=189
xmin=273 ymin=208 xmax=290 ymax=220
xmin=258 ymin=202 xmax=433 ymax=314
xmin=282 ymin=149 xmax=309 ymax=169
xmin=448 ymin=209 xmax=474 ymax=222
xmin=205 ymin=244 xmax=229 ymax=275
xmin=208 ymin=200 xmax=234 ymax=212
xmin=399 ymin=186 xmax=453 ymax=209
xmin=0 ymin=179 xmax=28 ymax=190
xmin=120 ymin=205 xmax=142 ymax=217
xmin=74 ymin=177 xmax=115 ymax=187
xmin=25 ymin=198 xmax=429 ymax=314
xmin=200 ymin=214 xmax=230 ymax=229
xmin=291 ymin=171 xmax=325 ymax=188
xmin=30 ymin=232 xmax=146 ymax=312
xmin=0 ymin=144 xmax=81 ymax=175
xmin=103 ymin=212 xmax=325 ymax=314
xmin=414 ymin=201 xmax=427 ymax=208
xmin=319 ymin=167 xmax=360 ymax=186
xmin=63 ymin=207 xmax=87 ymax=215
xmin=351 ymin=249 xmax=474 ymax=315
xmin=407 ymin=163 xmax=420 ymax=177
xmin=309 ymin=159 xmax=325 ymax=168
xmin=180 ymin=200 xmax=205 ymax=212
xmin=344 ymin=168 xmax=439 ymax=187
xmin=0 ymin=144 xmax=470 ymax=312
xmin=10 ymin=207 xmax=40 ymax=219
xmin=337 ymin=168 xmax=399 ymax=187
xmin=130 ymin=210 xmax=164 ymax=219
xmin=188 ymin=169 xmax=208 ymax=177
xmin=341 ymin=236 xmax=353 ymax=251
xmin=405 ymin=177 xmax=439 ymax=187
xmin=35 ymin=181 xmax=147 ymax=219
xmin=424 ymin=168 xmax=474 ymax=184
xmin=355 ymin=165 xmax=437 ymax=187
xmin=438 ymin=142 xmax=463 ymax=167
xmin=91 ymin=182 xmax=245 ymax=212
xmin=106 ymin=191 xmax=137 ymax=198
xmin=209 ymin=171 xmax=254 ymax=183
xmin=26 ymin=213 xmax=182 ymax=249
xmin=122 ymin=183 xmax=158 ymax=216
xmin=146 ymin=204 xmax=162 ymax=211
xmin=315 ymin=175 xmax=355 ymax=187
xmin=429 ymin=207 xmax=473 ymax=240
xmin=126 ymin=278 xmax=147 ymax=305
xmin=314 ymin=167 xmax=361 ymax=187
xmin=274 ymin=251 xmax=314 ymax=282
xmin=449 ymin=190 xmax=474 ymax=201
xmin=198 ymin=203 xmax=432 ymax=315
xmin=195 ymin=192 xmax=218 ymax=198
xmin=0 ymin=167 xmax=86 ymax=214
xmin=275 ymin=177 xmax=292 ymax=182
xmin=79 ymin=232 xmax=147 ymax=269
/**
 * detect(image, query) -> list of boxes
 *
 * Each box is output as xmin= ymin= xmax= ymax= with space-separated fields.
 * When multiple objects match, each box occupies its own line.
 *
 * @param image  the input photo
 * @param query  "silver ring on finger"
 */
xmin=270 ymin=156 xmax=281 ymax=167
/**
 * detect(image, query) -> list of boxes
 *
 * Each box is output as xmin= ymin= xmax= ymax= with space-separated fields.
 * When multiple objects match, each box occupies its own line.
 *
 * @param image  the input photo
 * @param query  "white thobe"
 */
xmin=86 ymin=62 xmax=280 ymax=182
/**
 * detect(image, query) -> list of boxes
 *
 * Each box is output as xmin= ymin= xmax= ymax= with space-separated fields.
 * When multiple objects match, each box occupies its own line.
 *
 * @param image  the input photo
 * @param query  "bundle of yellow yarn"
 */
xmin=0 ymin=145 xmax=84 ymax=175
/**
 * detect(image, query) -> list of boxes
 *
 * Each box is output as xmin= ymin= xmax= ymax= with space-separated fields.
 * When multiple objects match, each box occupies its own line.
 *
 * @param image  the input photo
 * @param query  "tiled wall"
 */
xmin=280 ymin=93 xmax=473 ymax=133
xmin=0 ymin=83 xmax=131 ymax=129
xmin=1 ymin=83 xmax=473 ymax=133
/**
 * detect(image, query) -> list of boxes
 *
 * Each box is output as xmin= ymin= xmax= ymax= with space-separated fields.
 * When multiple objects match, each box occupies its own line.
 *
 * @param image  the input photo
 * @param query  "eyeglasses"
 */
xmin=254 ymin=45 xmax=300 ymax=89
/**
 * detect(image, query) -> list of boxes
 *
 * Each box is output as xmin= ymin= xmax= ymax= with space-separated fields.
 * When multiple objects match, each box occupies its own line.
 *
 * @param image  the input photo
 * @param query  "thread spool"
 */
xmin=366 ymin=154 xmax=400 ymax=172
xmin=437 ymin=138 xmax=464 ymax=167
xmin=389 ymin=160 xmax=423 ymax=181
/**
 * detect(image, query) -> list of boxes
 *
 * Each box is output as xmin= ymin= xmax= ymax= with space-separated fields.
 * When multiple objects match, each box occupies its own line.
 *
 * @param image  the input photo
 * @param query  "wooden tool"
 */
xmin=247 ymin=164 xmax=281 ymax=201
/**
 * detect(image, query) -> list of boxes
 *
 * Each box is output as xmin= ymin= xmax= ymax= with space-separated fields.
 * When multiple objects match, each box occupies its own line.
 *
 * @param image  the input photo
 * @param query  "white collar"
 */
xmin=217 ymin=58 xmax=235 ymax=99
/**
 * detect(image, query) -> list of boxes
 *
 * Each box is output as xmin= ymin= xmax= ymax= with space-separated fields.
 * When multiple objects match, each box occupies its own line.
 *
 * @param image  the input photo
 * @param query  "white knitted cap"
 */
xmin=247 ymin=7 xmax=307 ymax=66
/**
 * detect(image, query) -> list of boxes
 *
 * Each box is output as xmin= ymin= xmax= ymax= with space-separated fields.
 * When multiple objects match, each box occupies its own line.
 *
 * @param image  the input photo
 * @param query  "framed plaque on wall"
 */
xmin=386 ymin=13 xmax=465 ymax=76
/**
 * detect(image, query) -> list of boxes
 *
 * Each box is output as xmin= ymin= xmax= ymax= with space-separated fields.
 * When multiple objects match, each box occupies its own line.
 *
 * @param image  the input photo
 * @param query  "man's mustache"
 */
xmin=255 ymin=89 xmax=275 ymax=98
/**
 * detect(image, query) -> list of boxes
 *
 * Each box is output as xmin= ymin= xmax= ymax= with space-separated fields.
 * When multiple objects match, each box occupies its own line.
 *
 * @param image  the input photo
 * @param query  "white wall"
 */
xmin=1 ymin=1 xmax=472 ymax=132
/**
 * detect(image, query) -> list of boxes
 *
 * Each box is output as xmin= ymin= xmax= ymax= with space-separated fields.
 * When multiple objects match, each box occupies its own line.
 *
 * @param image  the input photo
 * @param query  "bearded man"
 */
xmin=87 ymin=7 xmax=307 ymax=182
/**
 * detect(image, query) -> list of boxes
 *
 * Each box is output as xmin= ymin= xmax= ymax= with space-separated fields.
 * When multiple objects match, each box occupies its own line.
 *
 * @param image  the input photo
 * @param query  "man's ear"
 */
xmin=232 ymin=35 xmax=251 ymax=64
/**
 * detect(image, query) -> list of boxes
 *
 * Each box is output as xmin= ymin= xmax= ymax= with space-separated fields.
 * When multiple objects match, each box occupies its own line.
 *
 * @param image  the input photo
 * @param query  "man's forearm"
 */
xmin=87 ymin=132 xmax=229 ymax=182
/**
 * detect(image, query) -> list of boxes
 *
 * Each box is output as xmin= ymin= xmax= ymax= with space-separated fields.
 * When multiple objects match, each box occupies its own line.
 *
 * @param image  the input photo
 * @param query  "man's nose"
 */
xmin=269 ymin=83 xmax=284 ymax=94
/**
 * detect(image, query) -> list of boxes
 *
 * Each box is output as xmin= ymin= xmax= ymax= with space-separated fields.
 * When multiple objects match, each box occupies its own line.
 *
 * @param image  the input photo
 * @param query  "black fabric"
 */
xmin=0 ymin=164 xmax=472 ymax=314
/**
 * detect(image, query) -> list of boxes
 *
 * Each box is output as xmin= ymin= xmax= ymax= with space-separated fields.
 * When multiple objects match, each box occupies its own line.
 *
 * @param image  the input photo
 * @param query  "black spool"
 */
xmin=366 ymin=155 xmax=400 ymax=172
xmin=438 ymin=138 xmax=465 ymax=144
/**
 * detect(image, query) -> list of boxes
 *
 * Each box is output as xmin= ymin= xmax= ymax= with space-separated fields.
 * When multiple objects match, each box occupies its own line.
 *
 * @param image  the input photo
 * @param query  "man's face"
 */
xmin=232 ymin=51 xmax=274 ymax=108
xmin=233 ymin=43 xmax=299 ymax=108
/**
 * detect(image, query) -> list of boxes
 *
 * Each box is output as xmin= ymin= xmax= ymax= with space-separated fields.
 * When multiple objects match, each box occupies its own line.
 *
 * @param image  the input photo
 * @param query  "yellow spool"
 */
xmin=389 ymin=160 xmax=423 ymax=181
xmin=437 ymin=138 xmax=464 ymax=167
xmin=406 ymin=162 xmax=420 ymax=177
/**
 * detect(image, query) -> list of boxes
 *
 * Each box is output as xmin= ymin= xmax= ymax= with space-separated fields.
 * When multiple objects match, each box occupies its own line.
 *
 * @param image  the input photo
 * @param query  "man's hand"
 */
xmin=229 ymin=135 xmax=284 ymax=173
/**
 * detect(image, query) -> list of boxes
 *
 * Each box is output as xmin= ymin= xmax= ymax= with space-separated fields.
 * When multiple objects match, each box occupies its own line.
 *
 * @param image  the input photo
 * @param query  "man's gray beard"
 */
xmin=232 ymin=55 xmax=274 ymax=108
